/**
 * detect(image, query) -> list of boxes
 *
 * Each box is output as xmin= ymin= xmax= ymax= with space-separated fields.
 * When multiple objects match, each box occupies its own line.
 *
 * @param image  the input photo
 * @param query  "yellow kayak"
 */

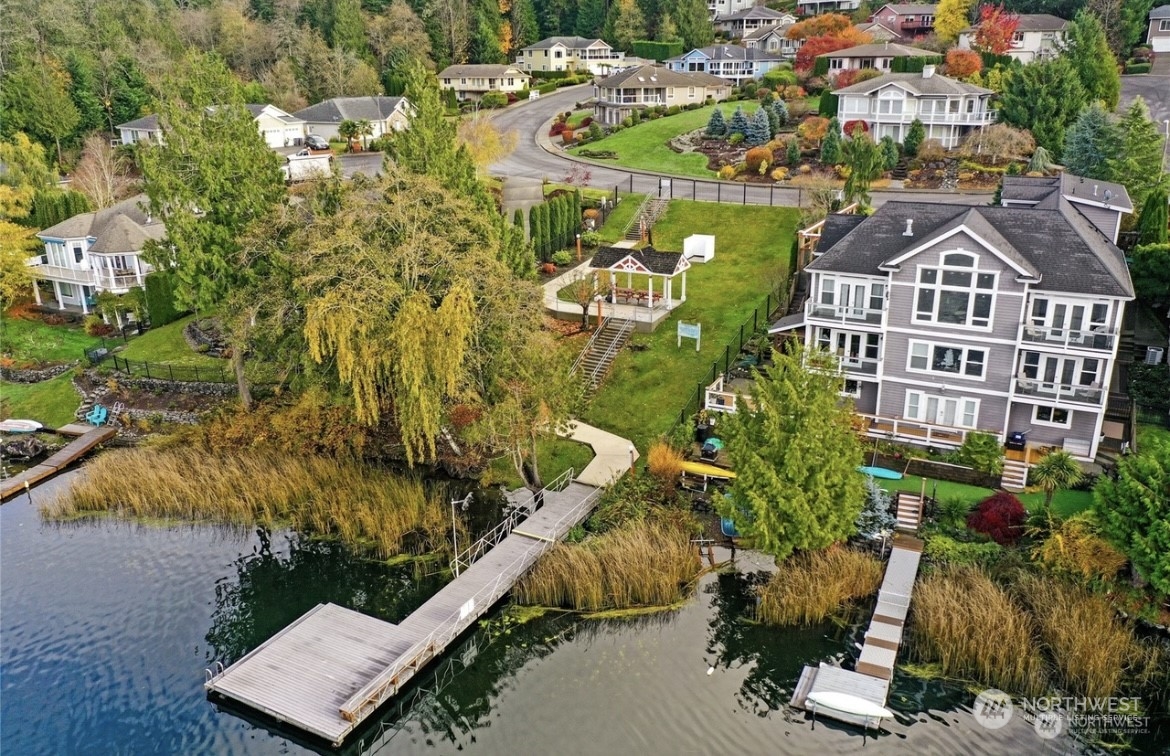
xmin=680 ymin=460 xmax=737 ymax=480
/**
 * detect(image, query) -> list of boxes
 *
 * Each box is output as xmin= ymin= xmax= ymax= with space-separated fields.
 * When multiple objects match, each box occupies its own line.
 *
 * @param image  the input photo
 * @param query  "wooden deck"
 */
xmin=206 ymin=480 xmax=603 ymax=746
xmin=0 ymin=426 xmax=116 ymax=502
xmin=791 ymin=534 xmax=924 ymax=726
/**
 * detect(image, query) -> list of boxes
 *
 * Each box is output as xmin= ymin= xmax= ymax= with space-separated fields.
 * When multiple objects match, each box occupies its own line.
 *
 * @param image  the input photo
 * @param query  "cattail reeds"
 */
xmin=756 ymin=547 xmax=883 ymax=626
xmin=517 ymin=521 xmax=700 ymax=611
xmin=910 ymin=566 xmax=1047 ymax=696
xmin=43 ymin=448 xmax=458 ymax=558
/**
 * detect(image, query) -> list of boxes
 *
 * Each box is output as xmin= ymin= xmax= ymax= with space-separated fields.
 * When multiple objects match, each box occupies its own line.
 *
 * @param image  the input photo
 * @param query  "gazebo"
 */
xmin=589 ymin=246 xmax=691 ymax=309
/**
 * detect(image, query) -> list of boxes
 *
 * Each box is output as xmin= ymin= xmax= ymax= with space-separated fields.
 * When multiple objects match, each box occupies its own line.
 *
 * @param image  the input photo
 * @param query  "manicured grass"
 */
xmin=118 ymin=315 xmax=224 ymax=368
xmin=582 ymin=200 xmax=799 ymax=449
xmin=0 ymin=372 xmax=80 ymax=428
xmin=566 ymin=110 xmax=593 ymax=129
xmin=595 ymin=194 xmax=644 ymax=243
xmin=0 ymin=317 xmax=101 ymax=366
xmin=880 ymin=475 xmax=1094 ymax=519
xmin=568 ymin=102 xmax=761 ymax=178
xmin=486 ymin=437 xmax=595 ymax=489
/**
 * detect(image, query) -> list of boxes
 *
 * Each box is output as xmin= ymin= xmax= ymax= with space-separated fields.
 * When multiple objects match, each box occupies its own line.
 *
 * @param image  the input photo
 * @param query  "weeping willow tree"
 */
xmin=287 ymin=170 xmax=521 ymax=465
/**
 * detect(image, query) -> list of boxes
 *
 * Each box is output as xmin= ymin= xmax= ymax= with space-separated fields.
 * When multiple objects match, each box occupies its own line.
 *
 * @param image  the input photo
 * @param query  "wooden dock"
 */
xmin=791 ymin=534 xmax=924 ymax=725
xmin=205 ymin=478 xmax=603 ymax=746
xmin=0 ymin=425 xmax=116 ymax=502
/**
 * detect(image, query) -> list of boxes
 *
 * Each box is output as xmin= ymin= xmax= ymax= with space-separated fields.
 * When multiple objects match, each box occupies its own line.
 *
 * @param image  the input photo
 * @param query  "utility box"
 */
xmin=685 ymin=234 xmax=715 ymax=263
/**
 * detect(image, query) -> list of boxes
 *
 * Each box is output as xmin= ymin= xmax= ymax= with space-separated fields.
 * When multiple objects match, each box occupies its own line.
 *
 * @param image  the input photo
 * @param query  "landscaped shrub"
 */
xmin=946 ymin=48 xmax=983 ymax=79
xmin=706 ymin=108 xmax=727 ymax=137
xmin=83 ymin=314 xmax=114 ymax=337
xmin=549 ymin=121 xmax=566 ymax=136
xmin=551 ymin=250 xmax=573 ymax=265
xmin=757 ymin=548 xmax=884 ymax=626
xmin=746 ymin=107 xmax=771 ymax=145
xmin=727 ymin=106 xmax=749 ymax=137
xmin=718 ymin=165 xmax=736 ymax=180
xmin=880 ymin=134 xmax=899 ymax=169
xmin=770 ymin=166 xmax=788 ymax=181
xmin=820 ymin=118 xmax=842 ymax=163
xmin=588 ymin=122 xmax=602 ymax=140
xmin=580 ymin=230 xmax=602 ymax=247
xmin=903 ymin=118 xmax=925 ymax=156
xmin=744 ymin=146 xmax=772 ymax=173
xmin=631 ymin=40 xmax=684 ymax=61
xmin=561 ymin=128 xmax=575 ymax=144
xmin=728 ymin=132 xmax=744 ymax=145
xmin=967 ymin=491 xmax=1027 ymax=545
xmin=916 ymin=138 xmax=946 ymax=161
xmin=538 ymin=82 xmax=557 ymax=95
xmin=1125 ymin=62 xmax=1152 ymax=74
xmin=665 ymin=105 xmax=681 ymax=116
xmin=762 ymin=68 xmax=797 ymax=88
xmin=480 ymin=91 xmax=508 ymax=108
xmin=797 ymin=115 xmax=829 ymax=147
xmin=953 ymin=432 xmax=1004 ymax=476
xmin=786 ymin=138 xmax=800 ymax=165
xmin=923 ymin=533 xmax=1004 ymax=566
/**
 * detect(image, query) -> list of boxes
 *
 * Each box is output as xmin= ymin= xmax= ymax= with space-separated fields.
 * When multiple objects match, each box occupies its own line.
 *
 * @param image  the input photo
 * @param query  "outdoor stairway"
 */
xmin=624 ymin=196 xmax=671 ymax=241
xmin=890 ymin=158 xmax=909 ymax=181
xmin=572 ymin=317 xmax=633 ymax=390
xmin=893 ymin=491 xmax=923 ymax=533
xmin=1001 ymin=457 xmax=1029 ymax=492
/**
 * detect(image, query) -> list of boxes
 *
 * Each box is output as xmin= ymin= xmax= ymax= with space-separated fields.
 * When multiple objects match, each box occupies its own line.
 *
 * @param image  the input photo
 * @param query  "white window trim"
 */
xmin=1032 ymin=404 xmax=1072 ymax=428
xmin=903 ymin=389 xmax=981 ymax=429
xmin=905 ymin=339 xmax=989 ymax=381
xmin=911 ymin=254 xmax=999 ymax=332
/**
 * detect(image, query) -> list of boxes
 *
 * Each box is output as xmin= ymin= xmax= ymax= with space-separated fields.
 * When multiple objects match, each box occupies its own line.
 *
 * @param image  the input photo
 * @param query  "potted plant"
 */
xmin=695 ymin=409 xmax=717 ymax=442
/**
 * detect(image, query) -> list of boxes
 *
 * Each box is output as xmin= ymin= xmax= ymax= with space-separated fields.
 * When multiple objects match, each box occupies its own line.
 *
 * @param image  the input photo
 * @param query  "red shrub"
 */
xmin=549 ymin=121 xmax=566 ymax=136
xmin=562 ymin=128 xmax=575 ymax=144
xmin=833 ymin=69 xmax=861 ymax=90
xmin=580 ymin=116 xmax=593 ymax=127
xmin=756 ymin=86 xmax=772 ymax=100
xmin=967 ymin=491 xmax=1027 ymax=545
xmin=843 ymin=119 xmax=868 ymax=137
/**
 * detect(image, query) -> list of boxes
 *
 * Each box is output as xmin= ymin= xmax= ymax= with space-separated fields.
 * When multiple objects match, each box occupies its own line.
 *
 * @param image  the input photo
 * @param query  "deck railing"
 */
xmin=339 ymin=482 xmax=604 ymax=726
xmin=857 ymin=412 xmax=1001 ymax=449
xmin=1019 ymin=323 xmax=1116 ymax=351
xmin=1015 ymin=378 xmax=1104 ymax=405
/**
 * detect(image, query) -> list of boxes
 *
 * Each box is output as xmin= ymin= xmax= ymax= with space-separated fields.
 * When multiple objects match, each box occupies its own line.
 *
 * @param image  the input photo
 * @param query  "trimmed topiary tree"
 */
xmin=706 ymin=107 xmax=727 ymax=137
xmin=820 ymin=117 xmax=842 ymax=164
xmin=904 ymin=118 xmax=926 ymax=157
xmin=727 ymin=105 xmax=749 ymax=138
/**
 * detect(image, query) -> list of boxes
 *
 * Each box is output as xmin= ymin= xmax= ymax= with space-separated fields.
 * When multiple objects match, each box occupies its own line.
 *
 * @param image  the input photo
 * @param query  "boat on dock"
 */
xmin=0 ymin=419 xmax=43 ymax=434
xmin=806 ymin=690 xmax=894 ymax=728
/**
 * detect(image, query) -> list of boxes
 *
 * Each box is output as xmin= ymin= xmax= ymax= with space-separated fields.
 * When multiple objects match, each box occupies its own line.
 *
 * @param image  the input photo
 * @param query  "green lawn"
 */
xmin=118 ymin=315 xmax=225 ymax=368
xmin=582 ymin=200 xmax=799 ymax=450
xmin=879 ymin=475 xmax=1094 ymax=519
xmin=568 ymin=101 xmax=761 ymax=178
xmin=0 ymin=372 xmax=80 ymax=428
xmin=595 ymin=193 xmax=644 ymax=244
xmin=566 ymin=110 xmax=593 ymax=129
xmin=0 ymin=317 xmax=101 ymax=366
xmin=486 ymin=437 xmax=596 ymax=489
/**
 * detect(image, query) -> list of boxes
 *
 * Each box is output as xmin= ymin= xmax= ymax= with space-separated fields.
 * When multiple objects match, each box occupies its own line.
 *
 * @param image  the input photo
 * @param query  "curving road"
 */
xmin=488 ymin=85 xmax=992 ymax=207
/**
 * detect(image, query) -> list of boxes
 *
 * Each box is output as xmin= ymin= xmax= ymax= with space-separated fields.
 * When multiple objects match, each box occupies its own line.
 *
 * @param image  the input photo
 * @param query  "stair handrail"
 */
xmin=622 ymin=193 xmax=654 ymax=238
xmin=587 ymin=317 xmax=634 ymax=386
xmin=570 ymin=316 xmax=612 ymax=375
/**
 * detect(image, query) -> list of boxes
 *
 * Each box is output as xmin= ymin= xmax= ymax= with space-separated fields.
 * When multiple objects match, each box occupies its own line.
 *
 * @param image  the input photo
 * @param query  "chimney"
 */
xmin=922 ymin=64 xmax=936 ymax=78
xmin=903 ymin=219 xmax=914 ymax=237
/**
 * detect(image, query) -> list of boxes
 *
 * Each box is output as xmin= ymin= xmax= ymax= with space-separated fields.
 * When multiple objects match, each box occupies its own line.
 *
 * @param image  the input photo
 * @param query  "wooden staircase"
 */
xmin=894 ymin=491 xmax=923 ymax=533
xmin=624 ymin=196 xmax=671 ymax=241
xmin=1001 ymin=456 xmax=1029 ymax=492
xmin=571 ymin=317 xmax=634 ymax=390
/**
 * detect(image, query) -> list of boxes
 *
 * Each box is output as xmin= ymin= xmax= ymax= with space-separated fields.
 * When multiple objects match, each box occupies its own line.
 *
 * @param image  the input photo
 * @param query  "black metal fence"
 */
xmin=108 ymin=355 xmax=233 ymax=383
xmin=668 ymin=285 xmax=788 ymax=435
xmin=587 ymin=173 xmax=812 ymax=209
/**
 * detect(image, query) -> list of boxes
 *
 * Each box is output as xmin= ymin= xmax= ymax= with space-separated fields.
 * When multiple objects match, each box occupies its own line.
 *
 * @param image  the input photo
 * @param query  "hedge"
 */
xmin=891 ymin=55 xmax=944 ymax=73
xmin=531 ymin=70 xmax=573 ymax=80
xmin=538 ymin=82 xmax=558 ymax=95
xmin=818 ymin=92 xmax=839 ymax=117
xmin=1125 ymin=62 xmax=1152 ymax=74
xmin=631 ymin=40 xmax=684 ymax=61
xmin=978 ymin=51 xmax=1017 ymax=70
xmin=143 ymin=271 xmax=181 ymax=327
xmin=28 ymin=189 xmax=91 ymax=229
xmin=813 ymin=57 xmax=830 ymax=76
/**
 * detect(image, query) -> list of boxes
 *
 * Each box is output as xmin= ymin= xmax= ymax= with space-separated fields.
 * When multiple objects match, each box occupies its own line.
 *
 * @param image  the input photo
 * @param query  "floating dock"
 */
xmin=791 ymin=533 xmax=924 ymax=725
xmin=205 ymin=478 xmax=603 ymax=746
xmin=0 ymin=424 xmax=116 ymax=501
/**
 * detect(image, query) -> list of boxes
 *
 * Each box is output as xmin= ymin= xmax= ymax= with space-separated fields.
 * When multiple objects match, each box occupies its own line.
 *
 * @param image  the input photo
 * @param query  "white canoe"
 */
xmin=0 ymin=419 xmax=43 ymax=434
xmin=806 ymin=691 xmax=895 ymax=721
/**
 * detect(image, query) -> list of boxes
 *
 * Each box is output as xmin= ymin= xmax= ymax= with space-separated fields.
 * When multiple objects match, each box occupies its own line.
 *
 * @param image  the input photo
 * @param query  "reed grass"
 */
xmin=909 ymin=566 xmax=1047 ymax=696
xmin=756 ymin=547 xmax=884 ymax=626
xmin=43 ymin=448 xmax=459 ymax=558
xmin=1018 ymin=576 xmax=1165 ymax=700
xmin=646 ymin=441 xmax=683 ymax=486
xmin=517 ymin=521 xmax=700 ymax=611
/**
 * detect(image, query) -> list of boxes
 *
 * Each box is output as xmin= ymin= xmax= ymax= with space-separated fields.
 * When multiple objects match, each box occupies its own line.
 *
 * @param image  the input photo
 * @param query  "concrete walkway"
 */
xmin=559 ymin=419 xmax=639 ymax=487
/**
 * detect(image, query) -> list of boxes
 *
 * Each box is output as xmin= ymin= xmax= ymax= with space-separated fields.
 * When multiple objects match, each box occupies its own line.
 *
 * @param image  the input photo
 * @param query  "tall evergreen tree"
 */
xmin=821 ymin=117 xmax=843 ymax=163
xmin=1064 ymin=10 xmax=1120 ymax=110
xmin=786 ymin=137 xmax=800 ymax=165
xmin=538 ymin=0 xmax=575 ymax=37
xmin=511 ymin=0 xmax=540 ymax=50
xmin=328 ymin=0 xmax=366 ymax=53
xmin=727 ymin=105 xmax=749 ymax=137
xmin=1093 ymin=438 xmax=1170 ymax=596
xmin=603 ymin=0 xmax=646 ymax=52
xmin=64 ymin=52 xmax=105 ymax=137
xmin=720 ymin=346 xmax=865 ymax=560
xmin=575 ymin=0 xmax=607 ymax=37
xmin=1061 ymin=102 xmax=1119 ymax=180
xmin=747 ymin=107 xmax=771 ymax=146
xmin=674 ymin=0 xmax=714 ymax=49
xmin=706 ymin=108 xmax=727 ymax=136
xmin=999 ymin=57 xmax=1087 ymax=159
xmin=1108 ymin=97 xmax=1169 ymax=214
xmin=1136 ymin=189 xmax=1168 ymax=246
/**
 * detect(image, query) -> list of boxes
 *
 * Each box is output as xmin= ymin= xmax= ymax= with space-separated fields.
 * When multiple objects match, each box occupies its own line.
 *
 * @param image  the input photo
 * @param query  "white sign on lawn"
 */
xmin=677 ymin=321 xmax=701 ymax=351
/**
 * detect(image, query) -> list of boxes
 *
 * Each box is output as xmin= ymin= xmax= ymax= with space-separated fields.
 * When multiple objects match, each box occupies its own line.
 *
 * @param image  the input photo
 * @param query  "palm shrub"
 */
xmin=706 ymin=107 xmax=727 ymax=137
xmin=1028 ymin=450 xmax=1083 ymax=518
xmin=954 ymin=432 xmax=1004 ymax=476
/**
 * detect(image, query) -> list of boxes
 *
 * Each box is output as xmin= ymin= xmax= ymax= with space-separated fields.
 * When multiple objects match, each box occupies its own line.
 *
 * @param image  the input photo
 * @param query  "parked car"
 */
xmin=304 ymin=135 xmax=331 ymax=152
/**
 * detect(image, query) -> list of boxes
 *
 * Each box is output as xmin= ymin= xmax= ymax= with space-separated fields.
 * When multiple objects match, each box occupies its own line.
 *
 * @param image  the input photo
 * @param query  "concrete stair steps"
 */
xmin=1001 ymin=457 xmax=1029 ymax=492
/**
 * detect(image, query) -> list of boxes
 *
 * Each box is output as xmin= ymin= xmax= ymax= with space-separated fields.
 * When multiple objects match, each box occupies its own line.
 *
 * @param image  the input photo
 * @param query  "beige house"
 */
xmin=715 ymin=7 xmax=796 ymax=37
xmin=958 ymin=14 xmax=1068 ymax=62
xmin=593 ymin=65 xmax=731 ymax=125
xmin=438 ymin=65 xmax=531 ymax=102
xmin=116 ymin=104 xmax=306 ymax=148
xmin=822 ymin=42 xmax=936 ymax=73
xmin=293 ymin=96 xmax=412 ymax=140
xmin=515 ymin=36 xmax=627 ymax=75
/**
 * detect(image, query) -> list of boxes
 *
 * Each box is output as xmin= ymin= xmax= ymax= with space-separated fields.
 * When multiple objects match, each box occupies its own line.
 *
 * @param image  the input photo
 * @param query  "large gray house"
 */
xmin=773 ymin=175 xmax=1134 ymax=466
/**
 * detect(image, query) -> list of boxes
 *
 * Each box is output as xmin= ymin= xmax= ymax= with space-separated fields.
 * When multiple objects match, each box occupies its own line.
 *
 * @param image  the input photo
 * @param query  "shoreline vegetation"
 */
xmin=42 ymin=448 xmax=463 ymax=559
xmin=756 ymin=548 xmax=883 ymax=626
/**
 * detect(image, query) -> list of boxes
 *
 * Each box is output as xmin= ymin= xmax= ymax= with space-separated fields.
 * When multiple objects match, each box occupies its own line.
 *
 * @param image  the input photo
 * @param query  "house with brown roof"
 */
xmin=821 ymin=42 xmax=937 ymax=73
xmin=437 ymin=64 xmax=531 ymax=102
xmin=958 ymin=13 xmax=1069 ymax=62
xmin=592 ymin=65 xmax=731 ymax=125
xmin=869 ymin=3 xmax=938 ymax=40
xmin=31 ymin=194 xmax=164 ymax=314
xmin=715 ymin=7 xmax=796 ymax=37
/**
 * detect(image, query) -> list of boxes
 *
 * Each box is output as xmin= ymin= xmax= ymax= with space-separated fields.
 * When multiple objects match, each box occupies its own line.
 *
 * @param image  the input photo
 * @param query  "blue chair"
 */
xmin=85 ymin=404 xmax=108 ymax=426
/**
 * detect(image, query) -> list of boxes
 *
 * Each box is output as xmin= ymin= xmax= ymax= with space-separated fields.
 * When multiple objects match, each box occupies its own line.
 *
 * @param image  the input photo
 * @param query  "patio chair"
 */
xmin=85 ymin=404 xmax=108 ymax=426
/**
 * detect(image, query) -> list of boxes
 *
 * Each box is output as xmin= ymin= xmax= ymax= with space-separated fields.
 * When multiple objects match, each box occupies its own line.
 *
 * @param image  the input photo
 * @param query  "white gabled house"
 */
xmin=438 ymin=64 xmax=531 ymax=102
xmin=741 ymin=24 xmax=803 ymax=58
xmin=834 ymin=66 xmax=995 ymax=148
xmin=514 ymin=36 xmax=627 ymax=75
xmin=30 ymin=194 xmax=163 ymax=314
xmin=715 ymin=7 xmax=796 ymax=38
xmin=293 ymin=96 xmax=413 ymax=141
xmin=117 ymin=104 xmax=307 ymax=148
xmin=773 ymin=175 xmax=1134 ymax=465
xmin=820 ymin=42 xmax=936 ymax=73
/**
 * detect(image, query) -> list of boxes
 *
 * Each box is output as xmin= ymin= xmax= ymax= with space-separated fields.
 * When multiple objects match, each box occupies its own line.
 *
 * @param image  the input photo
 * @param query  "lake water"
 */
xmin=1 ymin=472 xmax=1161 ymax=755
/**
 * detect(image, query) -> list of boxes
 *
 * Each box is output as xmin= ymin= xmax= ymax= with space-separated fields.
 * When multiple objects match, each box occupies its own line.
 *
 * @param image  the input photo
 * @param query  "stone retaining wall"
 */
xmin=0 ymin=363 xmax=77 ymax=383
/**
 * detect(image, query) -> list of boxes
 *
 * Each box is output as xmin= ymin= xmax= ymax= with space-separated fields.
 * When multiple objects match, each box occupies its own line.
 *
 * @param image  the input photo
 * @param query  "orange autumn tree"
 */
xmin=786 ymin=12 xmax=854 ymax=40
xmin=973 ymin=4 xmax=1020 ymax=55
xmin=945 ymin=48 xmax=983 ymax=78
xmin=795 ymin=29 xmax=872 ymax=72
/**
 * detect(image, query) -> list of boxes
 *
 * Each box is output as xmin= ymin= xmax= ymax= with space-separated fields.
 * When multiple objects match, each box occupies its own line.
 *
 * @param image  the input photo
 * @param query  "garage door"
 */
xmin=1153 ymin=37 xmax=1170 ymax=53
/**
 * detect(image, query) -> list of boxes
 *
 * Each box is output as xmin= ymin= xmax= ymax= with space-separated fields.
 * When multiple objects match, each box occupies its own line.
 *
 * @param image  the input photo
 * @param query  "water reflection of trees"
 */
xmin=205 ymin=531 xmax=444 ymax=665
xmin=705 ymin=570 xmax=865 ymax=718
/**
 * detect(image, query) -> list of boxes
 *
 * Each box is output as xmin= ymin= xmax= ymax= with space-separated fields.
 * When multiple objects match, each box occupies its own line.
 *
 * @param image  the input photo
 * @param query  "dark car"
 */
xmin=304 ymin=135 xmax=331 ymax=152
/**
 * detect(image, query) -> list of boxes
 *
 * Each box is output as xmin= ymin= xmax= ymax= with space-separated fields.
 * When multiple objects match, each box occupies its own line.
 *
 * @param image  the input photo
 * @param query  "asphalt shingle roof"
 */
xmin=590 ymin=246 xmax=686 ymax=275
xmin=294 ymin=96 xmax=407 ymax=124
xmin=1149 ymin=5 xmax=1170 ymax=19
xmin=115 ymin=114 xmax=160 ymax=131
xmin=961 ymin=13 xmax=1068 ymax=33
xmin=718 ymin=6 xmax=791 ymax=21
xmin=439 ymin=64 xmax=529 ymax=78
xmin=668 ymin=45 xmax=785 ymax=63
xmin=876 ymin=3 xmax=940 ymax=15
xmin=38 ymin=194 xmax=165 ymax=250
xmin=821 ymin=42 xmax=938 ymax=58
xmin=596 ymin=65 xmax=728 ymax=89
xmin=807 ymin=201 xmax=1133 ymax=298
xmin=833 ymin=71 xmax=992 ymax=96
xmin=521 ymin=36 xmax=609 ymax=50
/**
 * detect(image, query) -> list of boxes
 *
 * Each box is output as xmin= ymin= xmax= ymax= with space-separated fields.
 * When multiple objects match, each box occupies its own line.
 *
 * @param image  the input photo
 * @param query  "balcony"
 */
xmin=95 ymin=271 xmax=144 ymax=291
xmin=1020 ymin=323 xmax=1115 ymax=351
xmin=856 ymin=413 xmax=992 ymax=450
xmin=839 ymin=355 xmax=879 ymax=375
xmin=603 ymin=95 xmax=664 ymax=105
xmin=29 ymin=264 xmax=96 ymax=285
xmin=852 ymin=110 xmax=996 ymax=125
xmin=806 ymin=301 xmax=883 ymax=326
xmin=1015 ymin=378 xmax=1104 ymax=406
